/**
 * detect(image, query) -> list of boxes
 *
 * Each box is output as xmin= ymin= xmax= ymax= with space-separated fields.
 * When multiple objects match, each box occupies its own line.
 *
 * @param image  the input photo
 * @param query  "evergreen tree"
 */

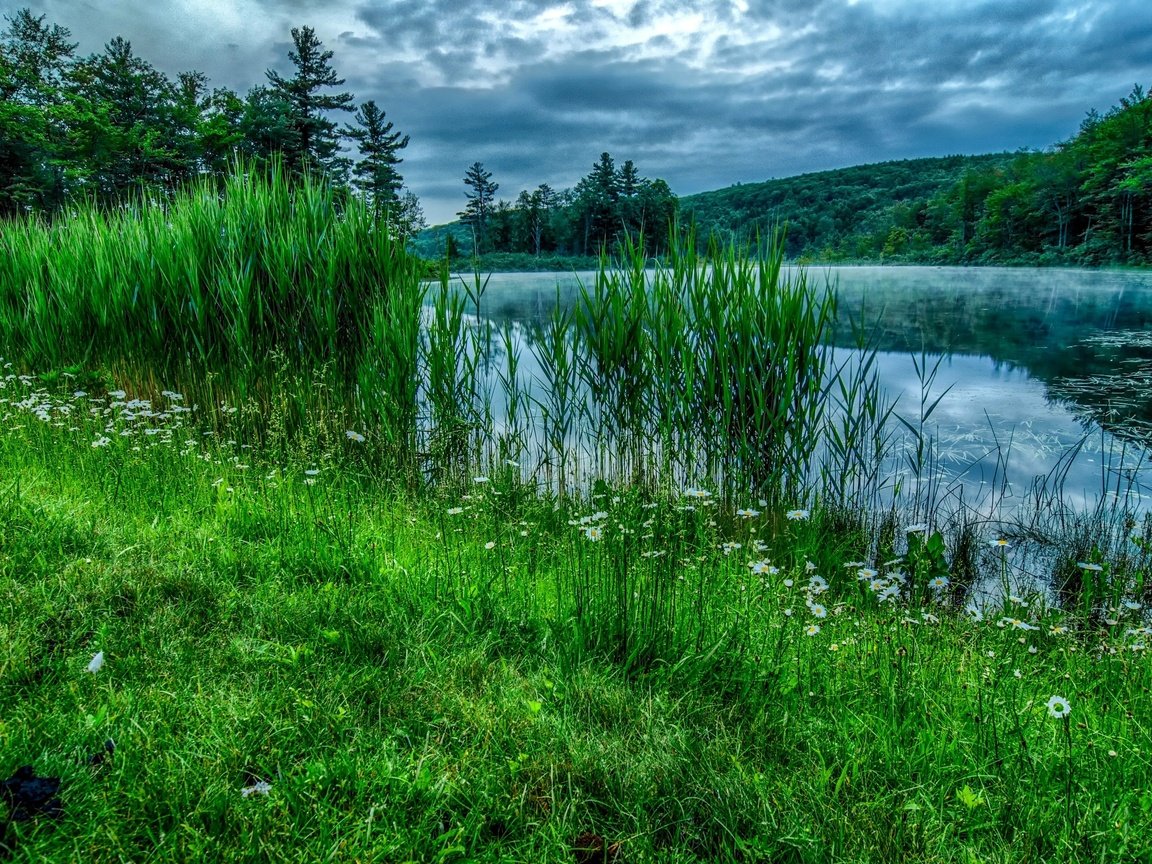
xmin=459 ymin=161 xmax=498 ymax=253
xmin=341 ymin=99 xmax=409 ymax=224
xmin=0 ymin=9 xmax=76 ymax=213
xmin=64 ymin=36 xmax=177 ymax=199
xmin=515 ymin=183 xmax=554 ymax=255
xmin=198 ymin=87 xmax=246 ymax=178
xmin=388 ymin=189 xmax=426 ymax=241
xmin=239 ymin=85 xmax=296 ymax=168
xmin=264 ymin=26 xmax=354 ymax=177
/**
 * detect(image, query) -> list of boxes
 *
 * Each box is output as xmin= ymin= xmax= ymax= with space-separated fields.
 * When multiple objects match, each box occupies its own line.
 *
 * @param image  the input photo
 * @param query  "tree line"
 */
xmin=0 ymin=9 xmax=425 ymax=237
xmin=683 ymin=86 xmax=1152 ymax=266
xmin=450 ymin=151 xmax=679 ymax=259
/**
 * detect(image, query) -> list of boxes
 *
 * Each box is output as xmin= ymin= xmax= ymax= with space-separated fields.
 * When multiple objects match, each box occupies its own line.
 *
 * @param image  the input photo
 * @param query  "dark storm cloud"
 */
xmin=4 ymin=0 xmax=1149 ymax=222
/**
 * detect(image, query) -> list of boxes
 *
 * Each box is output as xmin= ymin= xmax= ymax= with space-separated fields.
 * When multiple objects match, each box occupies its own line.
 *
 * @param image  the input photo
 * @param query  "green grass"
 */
xmin=2 ymin=168 xmax=1151 ymax=861
xmin=2 ymin=375 xmax=1151 ymax=863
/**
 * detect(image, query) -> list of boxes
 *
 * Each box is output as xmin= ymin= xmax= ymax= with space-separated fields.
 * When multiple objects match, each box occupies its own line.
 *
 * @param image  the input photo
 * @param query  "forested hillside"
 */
xmin=683 ymin=86 xmax=1152 ymax=265
xmin=680 ymin=154 xmax=1011 ymax=260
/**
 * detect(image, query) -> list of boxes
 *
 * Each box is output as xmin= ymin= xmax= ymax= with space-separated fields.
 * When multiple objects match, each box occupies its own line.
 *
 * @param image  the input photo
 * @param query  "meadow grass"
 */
xmin=2 ymin=371 xmax=1151 ymax=863
xmin=2 ymin=167 xmax=1151 ymax=861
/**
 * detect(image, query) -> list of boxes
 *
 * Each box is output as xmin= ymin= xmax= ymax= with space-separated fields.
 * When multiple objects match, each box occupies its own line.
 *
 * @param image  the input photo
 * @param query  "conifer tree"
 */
xmin=265 ymin=26 xmax=354 ymax=177
xmin=342 ymin=99 xmax=409 ymax=224
xmin=459 ymin=161 xmax=498 ymax=253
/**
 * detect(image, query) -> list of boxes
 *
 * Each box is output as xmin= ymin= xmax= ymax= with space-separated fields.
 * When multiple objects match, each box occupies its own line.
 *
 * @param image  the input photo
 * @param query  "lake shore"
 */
xmin=4 ymin=377 xmax=1151 ymax=862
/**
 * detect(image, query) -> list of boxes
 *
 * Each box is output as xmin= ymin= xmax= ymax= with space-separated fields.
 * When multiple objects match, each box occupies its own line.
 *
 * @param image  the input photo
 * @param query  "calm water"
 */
xmin=440 ymin=266 xmax=1152 ymax=513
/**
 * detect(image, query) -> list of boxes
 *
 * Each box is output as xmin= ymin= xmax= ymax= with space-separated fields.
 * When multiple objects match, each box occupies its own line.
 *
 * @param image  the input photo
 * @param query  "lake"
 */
xmin=443 ymin=265 xmax=1152 ymax=515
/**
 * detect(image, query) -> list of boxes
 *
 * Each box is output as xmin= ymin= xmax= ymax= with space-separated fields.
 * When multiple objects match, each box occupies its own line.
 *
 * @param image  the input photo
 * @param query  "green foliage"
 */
xmin=341 ymin=100 xmax=411 ymax=229
xmin=681 ymin=153 xmax=1013 ymax=261
xmin=683 ymin=84 xmax=1152 ymax=266
xmin=458 ymin=161 xmax=499 ymax=253
xmin=0 ymin=8 xmax=422 ymax=229
xmin=263 ymin=25 xmax=355 ymax=178
xmin=441 ymin=153 xmax=679 ymax=261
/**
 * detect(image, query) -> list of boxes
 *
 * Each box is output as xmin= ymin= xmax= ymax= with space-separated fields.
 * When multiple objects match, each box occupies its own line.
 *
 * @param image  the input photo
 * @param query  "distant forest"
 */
xmin=417 ymin=151 xmax=680 ymax=261
xmin=683 ymin=86 xmax=1152 ymax=266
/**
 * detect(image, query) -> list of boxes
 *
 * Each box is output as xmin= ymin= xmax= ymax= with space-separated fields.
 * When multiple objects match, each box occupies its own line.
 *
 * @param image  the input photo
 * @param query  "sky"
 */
xmin=5 ymin=0 xmax=1150 ymax=224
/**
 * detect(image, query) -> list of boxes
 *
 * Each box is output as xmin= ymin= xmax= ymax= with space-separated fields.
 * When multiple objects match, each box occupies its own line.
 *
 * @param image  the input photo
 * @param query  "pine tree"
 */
xmin=65 ymin=36 xmax=177 ymax=199
xmin=459 ymin=161 xmax=498 ymax=253
xmin=265 ymin=26 xmax=354 ymax=177
xmin=341 ymin=100 xmax=409 ymax=224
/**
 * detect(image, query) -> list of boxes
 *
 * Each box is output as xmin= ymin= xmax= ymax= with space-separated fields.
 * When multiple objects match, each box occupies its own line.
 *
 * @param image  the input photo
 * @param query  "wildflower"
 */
xmin=1076 ymin=561 xmax=1104 ymax=572
xmin=683 ymin=487 xmax=712 ymax=499
xmin=783 ymin=578 xmax=794 ymax=587
xmin=807 ymin=575 xmax=829 ymax=595
xmin=807 ymin=602 xmax=828 ymax=619
xmin=505 ymin=459 xmax=520 ymax=467
xmin=928 ymin=576 xmax=950 ymax=590
xmin=1046 ymin=695 xmax=1071 ymax=719
xmin=109 ymin=390 xmax=126 ymax=399
xmin=805 ymin=624 xmax=820 ymax=636
xmin=484 ymin=541 xmax=496 ymax=550
xmin=1014 ymin=669 xmax=1022 ymax=679
xmin=856 ymin=567 xmax=878 ymax=581
xmin=1123 ymin=600 xmax=1142 ymax=611
xmin=473 ymin=476 xmax=490 ymax=484
xmin=241 ymin=780 xmax=272 ymax=798
xmin=878 ymin=584 xmax=901 ymax=603
xmin=345 ymin=430 xmax=365 ymax=443
xmin=829 ymin=643 xmax=839 ymax=651
xmin=786 ymin=509 xmax=810 ymax=521
xmin=304 ymin=469 xmax=319 ymax=476
xmin=805 ymin=560 xmax=817 ymax=573
xmin=749 ymin=561 xmax=777 ymax=575
xmin=721 ymin=541 xmax=742 ymax=554
xmin=91 ymin=436 xmax=111 ymax=448
xmin=735 ymin=508 xmax=760 ymax=518
xmin=1050 ymin=624 xmax=1069 ymax=635
xmin=86 ymin=651 xmax=104 ymax=673
xmin=446 ymin=507 xmax=464 ymax=515
xmin=922 ymin=612 xmax=940 ymax=625
xmin=583 ymin=527 xmax=602 ymax=542
xmin=990 ymin=538 xmax=1011 ymax=549
xmin=784 ymin=608 xmax=793 ymax=617
xmin=905 ymin=523 xmax=928 ymax=534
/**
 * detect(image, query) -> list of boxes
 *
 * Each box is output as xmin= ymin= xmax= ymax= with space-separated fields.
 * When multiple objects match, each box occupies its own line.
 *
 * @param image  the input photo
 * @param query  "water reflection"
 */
xmin=438 ymin=266 xmax=1152 ymax=511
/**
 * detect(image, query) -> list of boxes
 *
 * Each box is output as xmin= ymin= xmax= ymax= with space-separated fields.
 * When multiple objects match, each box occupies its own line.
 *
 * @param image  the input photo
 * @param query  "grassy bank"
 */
xmin=2 ymin=374 xmax=1151 ymax=863
xmin=3 ymin=166 xmax=1152 ymax=861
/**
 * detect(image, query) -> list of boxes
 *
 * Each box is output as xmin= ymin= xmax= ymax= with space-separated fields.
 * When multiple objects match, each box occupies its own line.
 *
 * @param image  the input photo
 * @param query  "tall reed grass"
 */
xmin=0 ymin=164 xmax=888 ymax=508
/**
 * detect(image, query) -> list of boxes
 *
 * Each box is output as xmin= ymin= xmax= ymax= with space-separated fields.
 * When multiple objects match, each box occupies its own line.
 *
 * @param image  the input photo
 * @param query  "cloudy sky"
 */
xmin=6 ymin=0 xmax=1150 ymax=223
